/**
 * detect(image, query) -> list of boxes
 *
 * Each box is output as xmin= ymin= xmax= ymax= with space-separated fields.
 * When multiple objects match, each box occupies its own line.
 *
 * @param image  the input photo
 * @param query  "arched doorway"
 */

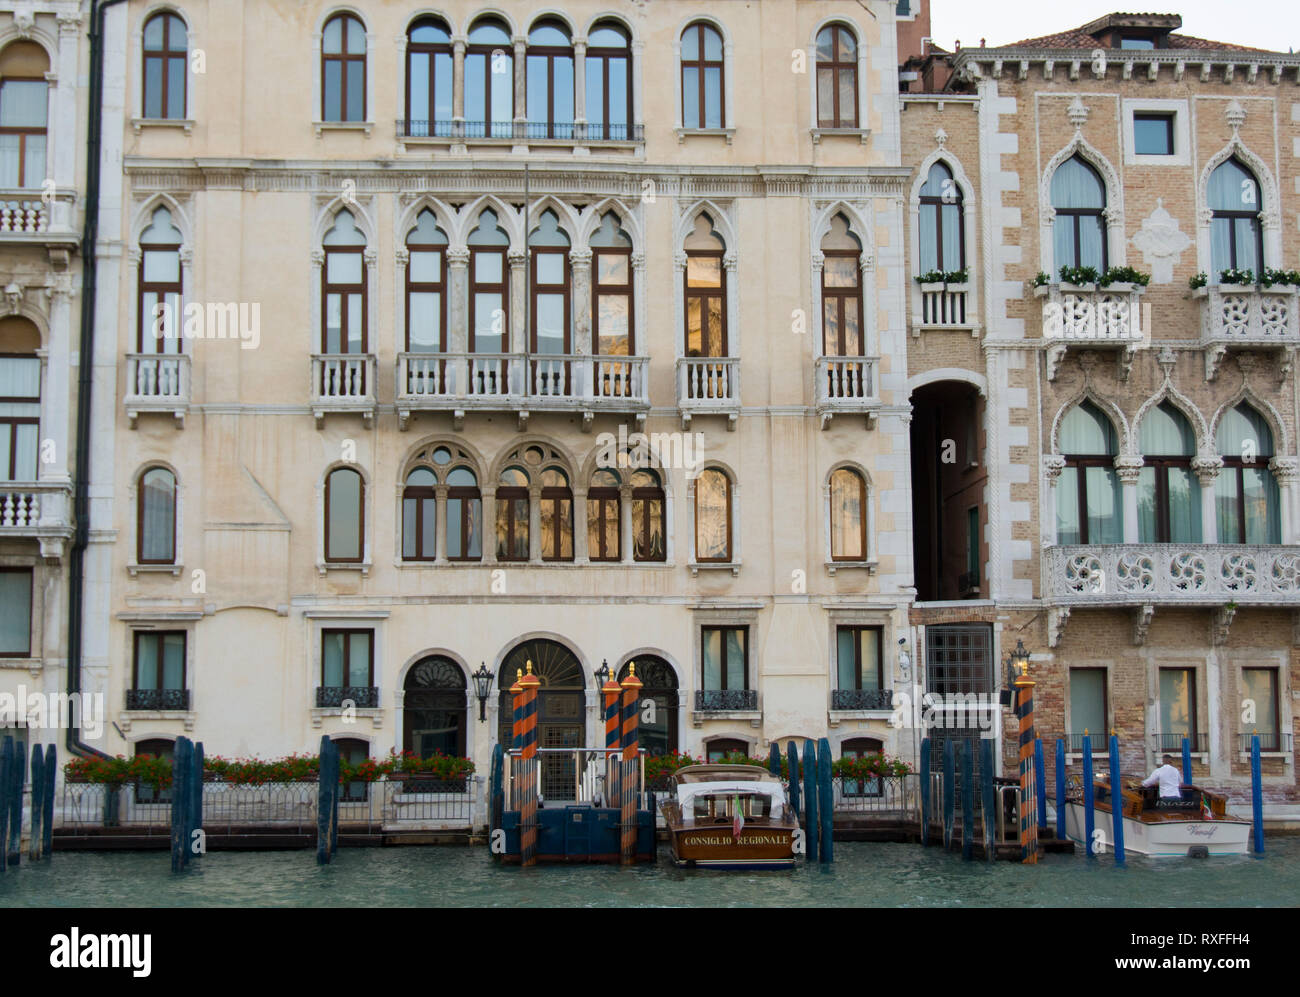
xmin=497 ymin=638 xmax=586 ymax=799
xmin=618 ymin=656 xmax=678 ymax=756
xmin=403 ymin=656 xmax=467 ymax=758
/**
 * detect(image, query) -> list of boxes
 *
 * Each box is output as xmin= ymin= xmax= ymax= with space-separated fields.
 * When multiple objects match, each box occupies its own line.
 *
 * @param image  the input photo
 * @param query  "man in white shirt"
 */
xmin=1141 ymin=754 xmax=1183 ymax=799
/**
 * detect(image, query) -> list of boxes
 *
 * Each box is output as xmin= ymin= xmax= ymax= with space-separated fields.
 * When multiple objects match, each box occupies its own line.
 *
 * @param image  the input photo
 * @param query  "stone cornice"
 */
xmin=123 ymin=158 xmax=910 ymax=198
xmin=952 ymin=48 xmax=1300 ymax=86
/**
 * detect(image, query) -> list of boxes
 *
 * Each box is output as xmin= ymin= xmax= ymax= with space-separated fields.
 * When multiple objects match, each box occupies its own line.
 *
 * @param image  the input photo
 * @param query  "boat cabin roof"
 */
xmin=673 ymin=764 xmax=782 ymax=785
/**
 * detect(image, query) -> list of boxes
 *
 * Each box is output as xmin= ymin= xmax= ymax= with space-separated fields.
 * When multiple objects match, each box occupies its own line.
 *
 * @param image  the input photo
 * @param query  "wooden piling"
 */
xmin=961 ymin=739 xmax=974 ymax=860
xmin=1181 ymin=735 xmax=1193 ymax=785
xmin=802 ymin=739 xmax=818 ymax=861
xmin=817 ymin=737 xmax=833 ymax=864
xmin=1082 ymin=733 xmax=1095 ymax=856
xmin=1055 ymin=738 xmax=1066 ymax=842
xmin=316 ymin=734 xmax=334 ymax=865
xmin=619 ymin=663 xmax=642 ymax=866
xmin=1014 ymin=673 xmax=1038 ymax=864
xmin=29 ymin=744 xmax=43 ymax=860
xmin=0 ymin=735 xmax=11 ymax=872
xmin=602 ymin=667 xmax=621 ymax=809
xmin=980 ymin=737 xmax=995 ymax=862
xmin=1108 ymin=733 xmax=1125 ymax=865
xmin=171 ymin=736 xmax=191 ymax=872
xmin=786 ymin=741 xmax=800 ymax=819
xmin=1250 ymin=733 xmax=1264 ymax=853
xmin=1034 ymin=737 xmax=1047 ymax=830
xmin=919 ymin=737 xmax=931 ymax=847
xmin=41 ymin=744 xmax=54 ymax=860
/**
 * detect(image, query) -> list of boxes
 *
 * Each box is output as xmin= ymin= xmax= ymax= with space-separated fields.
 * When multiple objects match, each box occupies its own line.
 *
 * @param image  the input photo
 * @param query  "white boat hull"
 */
xmin=1064 ymin=802 xmax=1251 ymax=857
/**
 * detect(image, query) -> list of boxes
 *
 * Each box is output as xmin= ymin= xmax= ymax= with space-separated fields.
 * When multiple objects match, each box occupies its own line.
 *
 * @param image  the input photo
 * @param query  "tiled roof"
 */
xmin=1004 ymin=27 xmax=1277 ymax=54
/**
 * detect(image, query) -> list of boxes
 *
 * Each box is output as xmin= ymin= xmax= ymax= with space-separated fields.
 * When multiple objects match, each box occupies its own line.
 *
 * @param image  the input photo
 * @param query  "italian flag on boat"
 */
xmin=733 ymin=795 xmax=744 ymax=838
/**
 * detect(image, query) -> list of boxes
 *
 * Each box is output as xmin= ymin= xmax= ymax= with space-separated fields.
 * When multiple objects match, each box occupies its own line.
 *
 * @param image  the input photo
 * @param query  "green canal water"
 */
xmin=3 ymin=839 xmax=1298 ymax=907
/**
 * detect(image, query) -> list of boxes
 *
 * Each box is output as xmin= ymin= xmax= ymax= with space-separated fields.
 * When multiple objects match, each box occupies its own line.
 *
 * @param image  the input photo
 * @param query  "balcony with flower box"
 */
xmin=814 ymin=355 xmax=880 ymax=430
xmin=0 ymin=481 xmax=73 ymax=559
xmin=677 ymin=356 xmax=740 ymax=431
xmin=311 ymin=353 xmax=377 ymax=427
xmin=1194 ymin=277 xmax=1300 ymax=381
xmin=915 ymin=282 xmax=976 ymax=335
xmin=1034 ymin=269 xmax=1148 ymax=382
xmin=1041 ymin=543 xmax=1300 ymax=646
xmin=396 ymin=352 xmax=649 ymax=431
xmin=125 ymin=353 xmax=191 ymax=428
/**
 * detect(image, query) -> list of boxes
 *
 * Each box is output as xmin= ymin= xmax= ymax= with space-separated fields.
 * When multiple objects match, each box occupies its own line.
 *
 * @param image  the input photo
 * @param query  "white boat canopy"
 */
xmin=675 ymin=780 xmax=788 ymax=818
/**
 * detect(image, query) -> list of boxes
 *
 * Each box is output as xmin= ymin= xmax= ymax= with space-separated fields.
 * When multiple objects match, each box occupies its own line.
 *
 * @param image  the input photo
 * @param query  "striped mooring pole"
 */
xmin=509 ymin=669 xmax=523 ymax=810
xmin=1015 ymin=668 xmax=1039 ymax=864
xmin=602 ymin=661 xmax=622 ymax=809
xmin=620 ymin=663 xmax=643 ymax=865
xmin=518 ymin=661 xmax=541 ymax=866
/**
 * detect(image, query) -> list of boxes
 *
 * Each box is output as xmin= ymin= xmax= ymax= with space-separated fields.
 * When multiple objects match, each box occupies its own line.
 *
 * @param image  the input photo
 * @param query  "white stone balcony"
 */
xmin=0 ymin=191 xmax=78 ymax=255
xmin=1042 ymin=543 xmax=1300 ymax=646
xmin=814 ymin=355 xmax=880 ymax=430
xmin=125 ymin=353 xmax=191 ymax=428
xmin=1035 ymin=282 xmax=1146 ymax=381
xmin=914 ymin=282 xmax=977 ymax=335
xmin=396 ymin=352 xmax=649 ymax=431
xmin=1196 ymin=285 xmax=1299 ymax=381
xmin=676 ymin=356 xmax=740 ymax=430
xmin=312 ymin=353 xmax=377 ymax=427
xmin=0 ymin=481 xmax=74 ymax=559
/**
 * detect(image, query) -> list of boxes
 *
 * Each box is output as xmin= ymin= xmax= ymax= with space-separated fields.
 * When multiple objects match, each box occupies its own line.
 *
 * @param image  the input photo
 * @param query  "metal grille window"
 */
xmin=620 ymin=657 xmax=678 ymax=756
xmin=321 ymin=628 xmax=374 ymax=693
xmin=702 ymin=626 xmax=747 ymax=691
xmin=924 ymin=623 xmax=993 ymax=776
xmin=130 ymin=631 xmax=186 ymax=710
xmin=833 ymin=626 xmax=885 ymax=710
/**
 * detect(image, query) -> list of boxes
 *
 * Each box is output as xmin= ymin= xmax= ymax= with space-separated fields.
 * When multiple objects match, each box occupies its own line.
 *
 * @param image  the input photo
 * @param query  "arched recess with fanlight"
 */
xmin=496 ymin=637 xmax=587 ymax=798
xmin=402 ymin=655 xmax=468 ymax=758
xmin=618 ymin=656 xmax=679 ymax=756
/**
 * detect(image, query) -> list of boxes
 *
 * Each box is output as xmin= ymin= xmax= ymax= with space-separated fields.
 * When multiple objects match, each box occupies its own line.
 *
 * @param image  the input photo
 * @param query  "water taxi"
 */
xmin=1063 ymin=778 xmax=1251 ymax=857
xmin=659 ymin=765 xmax=800 ymax=869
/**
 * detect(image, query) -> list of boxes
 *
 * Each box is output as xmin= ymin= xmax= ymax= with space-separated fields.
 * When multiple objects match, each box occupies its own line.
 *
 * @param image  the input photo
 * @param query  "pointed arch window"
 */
xmin=0 ymin=317 xmax=39 ymax=484
xmin=1209 ymin=158 xmax=1263 ymax=279
xmin=1057 ymin=401 xmax=1121 ymax=545
xmin=821 ymin=214 xmax=863 ymax=357
xmin=138 ymin=207 xmax=184 ymax=353
xmin=405 ymin=17 xmax=453 ymax=137
xmin=322 ymin=13 xmax=366 ymax=122
xmin=815 ymin=24 xmax=857 ymax=128
xmin=0 ymin=41 xmax=49 ymax=188
xmin=1138 ymin=402 xmax=1200 ymax=544
xmin=325 ymin=467 xmax=364 ymax=562
xmin=465 ymin=19 xmax=513 ymax=138
xmin=1215 ymin=403 xmax=1280 ymax=544
xmin=138 ymin=466 xmax=177 ymax=564
xmin=632 ymin=468 xmax=666 ymax=562
xmin=1051 ymin=155 xmax=1107 ymax=272
xmin=405 ymin=210 xmax=447 ymax=352
xmin=586 ymin=23 xmax=631 ymax=140
xmin=695 ymin=467 xmax=732 ymax=562
xmin=322 ymin=210 xmax=367 ymax=354
xmin=591 ymin=212 xmax=633 ymax=357
xmin=143 ymin=13 xmax=187 ymax=119
xmin=469 ymin=209 xmax=509 ymax=356
xmin=587 ymin=468 xmax=621 ymax=562
xmin=684 ymin=215 xmax=727 ymax=359
xmin=919 ymin=162 xmax=964 ymax=273
xmin=540 ymin=466 xmax=573 ymax=561
xmin=681 ymin=23 xmax=724 ymax=128
xmin=401 ymin=466 xmax=437 ymax=560
xmin=529 ymin=210 xmax=571 ymax=384
xmin=496 ymin=466 xmax=530 ymax=562
xmin=830 ymin=467 xmax=867 ymax=561
xmin=446 ymin=465 xmax=482 ymax=561
xmin=526 ymin=21 xmax=574 ymax=139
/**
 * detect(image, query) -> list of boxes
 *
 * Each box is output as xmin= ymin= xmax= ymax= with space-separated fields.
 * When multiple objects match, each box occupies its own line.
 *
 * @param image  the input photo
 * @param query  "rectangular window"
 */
xmin=0 ymin=568 xmax=33 ymax=656
xmin=321 ymin=629 xmax=373 ymax=688
xmin=1241 ymin=668 xmax=1279 ymax=750
xmin=702 ymin=626 xmax=747 ymax=690
xmin=1120 ymin=37 xmax=1155 ymax=50
xmin=132 ymin=631 xmax=186 ymax=690
xmin=1158 ymin=667 xmax=1196 ymax=743
xmin=835 ymin=626 xmax=881 ymax=691
xmin=1069 ymin=668 xmax=1106 ymax=749
xmin=965 ymin=507 xmax=979 ymax=582
xmin=1133 ymin=113 xmax=1174 ymax=156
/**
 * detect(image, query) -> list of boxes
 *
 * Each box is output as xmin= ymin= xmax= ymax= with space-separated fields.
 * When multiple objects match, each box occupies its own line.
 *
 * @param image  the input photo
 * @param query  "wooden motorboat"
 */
xmin=659 ymin=764 xmax=800 ymax=869
xmin=1063 ymin=778 xmax=1251 ymax=857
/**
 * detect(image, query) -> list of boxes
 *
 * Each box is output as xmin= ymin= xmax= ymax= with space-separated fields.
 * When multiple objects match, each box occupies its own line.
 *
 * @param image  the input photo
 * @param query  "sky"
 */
xmin=926 ymin=0 xmax=1300 ymax=54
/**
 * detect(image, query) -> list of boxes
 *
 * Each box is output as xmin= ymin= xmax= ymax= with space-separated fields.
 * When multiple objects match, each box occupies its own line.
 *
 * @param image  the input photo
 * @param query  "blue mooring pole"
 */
xmin=316 ymin=735 xmax=334 ymax=865
xmin=802 ymin=740 xmax=818 ymax=862
xmin=191 ymin=741 xmax=204 ymax=863
xmin=1181 ymin=735 xmax=1193 ymax=785
xmin=29 ymin=745 xmax=44 ymax=860
xmin=1082 ymin=734 xmax=1095 ymax=856
xmin=786 ymin=741 xmax=800 ymax=819
xmin=942 ymin=738 xmax=955 ymax=850
xmin=768 ymin=742 xmax=781 ymax=778
xmin=0 ymin=736 xmax=11 ymax=872
xmin=42 ymin=744 xmax=55 ymax=860
xmin=960 ymin=739 xmax=974 ymax=860
xmin=1250 ymin=734 xmax=1264 ymax=854
xmin=919 ymin=737 xmax=931 ymax=846
xmin=7 ymin=737 xmax=25 ymax=865
xmin=1055 ymin=738 xmax=1066 ymax=842
xmin=1034 ymin=738 xmax=1048 ymax=830
xmin=170 ymin=736 xmax=191 ymax=872
xmin=1109 ymin=733 xmax=1125 ymax=866
xmin=817 ymin=737 xmax=833 ymax=864
xmin=980 ymin=737 xmax=995 ymax=862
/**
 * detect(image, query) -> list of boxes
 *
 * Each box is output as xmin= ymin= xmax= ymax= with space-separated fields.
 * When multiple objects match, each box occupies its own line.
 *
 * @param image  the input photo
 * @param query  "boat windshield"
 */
xmin=675 ymin=781 xmax=786 ymax=822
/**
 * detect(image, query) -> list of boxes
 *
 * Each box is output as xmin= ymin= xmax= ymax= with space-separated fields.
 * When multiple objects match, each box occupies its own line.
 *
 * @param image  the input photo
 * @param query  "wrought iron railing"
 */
xmin=830 ymin=688 xmax=893 ymax=711
xmin=397 ymin=119 xmax=643 ymax=142
xmin=315 ymin=685 xmax=379 ymax=708
xmin=125 ymin=688 xmax=190 ymax=711
xmin=1067 ymin=732 xmax=1112 ymax=753
xmin=1151 ymin=732 xmax=1207 ymax=753
xmin=832 ymin=774 xmax=917 ymax=813
xmin=1237 ymin=732 xmax=1292 ymax=753
xmin=694 ymin=689 xmax=758 ymax=712
xmin=1044 ymin=544 xmax=1300 ymax=605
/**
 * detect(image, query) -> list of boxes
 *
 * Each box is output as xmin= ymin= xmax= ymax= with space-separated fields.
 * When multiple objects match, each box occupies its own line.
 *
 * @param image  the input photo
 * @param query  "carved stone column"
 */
xmin=482 ymin=486 xmax=497 ymax=564
xmin=573 ymin=486 xmax=589 ymax=561
xmin=447 ymin=247 xmax=470 ymax=355
xmin=1270 ymin=457 xmax=1298 ymax=543
xmin=508 ymin=250 xmax=527 ymax=355
xmin=1114 ymin=455 xmax=1144 ymax=543
xmin=1193 ymin=456 xmax=1224 ymax=544
xmin=434 ymin=484 xmax=450 ymax=564
xmin=570 ymin=247 xmax=592 ymax=356
xmin=1042 ymin=455 xmax=1066 ymax=547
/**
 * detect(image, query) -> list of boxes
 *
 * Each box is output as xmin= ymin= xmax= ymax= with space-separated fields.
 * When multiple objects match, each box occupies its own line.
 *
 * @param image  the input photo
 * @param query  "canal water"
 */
xmin=4 ymin=838 xmax=1298 ymax=907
